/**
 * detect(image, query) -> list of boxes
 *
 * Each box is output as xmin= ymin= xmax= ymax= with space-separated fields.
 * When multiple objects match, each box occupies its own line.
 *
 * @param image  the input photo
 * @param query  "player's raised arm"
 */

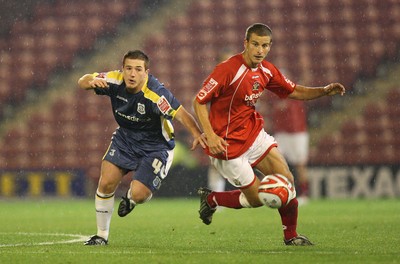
xmin=288 ymin=83 xmax=346 ymax=100
xmin=78 ymin=74 xmax=109 ymax=90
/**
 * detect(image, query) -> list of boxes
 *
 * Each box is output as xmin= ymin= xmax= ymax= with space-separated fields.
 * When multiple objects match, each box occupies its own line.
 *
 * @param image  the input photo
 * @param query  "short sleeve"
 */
xmin=265 ymin=63 xmax=296 ymax=99
xmin=196 ymin=63 xmax=232 ymax=104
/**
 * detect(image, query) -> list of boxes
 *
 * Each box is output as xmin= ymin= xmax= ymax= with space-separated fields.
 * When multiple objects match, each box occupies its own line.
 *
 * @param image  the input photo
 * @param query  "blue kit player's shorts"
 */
xmin=103 ymin=128 xmax=174 ymax=192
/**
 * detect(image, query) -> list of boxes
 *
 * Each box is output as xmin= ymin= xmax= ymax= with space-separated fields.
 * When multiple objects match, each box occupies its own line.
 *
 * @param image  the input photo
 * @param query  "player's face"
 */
xmin=243 ymin=33 xmax=272 ymax=68
xmin=122 ymin=58 xmax=149 ymax=93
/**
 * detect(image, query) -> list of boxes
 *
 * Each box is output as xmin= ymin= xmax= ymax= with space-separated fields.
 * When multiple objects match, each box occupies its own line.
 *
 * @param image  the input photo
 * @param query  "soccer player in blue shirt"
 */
xmin=78 ymin=50 xmax=206 ymax=245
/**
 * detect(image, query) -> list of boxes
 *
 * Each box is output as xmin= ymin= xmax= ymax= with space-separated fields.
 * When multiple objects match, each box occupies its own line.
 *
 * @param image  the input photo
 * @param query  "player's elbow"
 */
xmin=77 ymin=74 xmax=93 ymax=90
xmin=192 ymin=97 xmax=198 ymax=108
xmin=77 ymin=78 xmax=87 ymax=89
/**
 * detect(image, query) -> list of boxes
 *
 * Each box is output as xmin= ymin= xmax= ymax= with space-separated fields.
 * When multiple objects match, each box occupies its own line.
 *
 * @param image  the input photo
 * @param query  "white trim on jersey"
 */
xmin=229 ymin=64 xmax=247 ymax=86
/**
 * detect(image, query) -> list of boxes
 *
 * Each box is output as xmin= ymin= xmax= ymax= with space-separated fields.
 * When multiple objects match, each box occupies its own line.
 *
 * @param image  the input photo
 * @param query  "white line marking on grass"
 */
xmin=2 ymin=250 xmax=340 ymax=255
xmin=0 ymin=232 xmax=87 ymax=247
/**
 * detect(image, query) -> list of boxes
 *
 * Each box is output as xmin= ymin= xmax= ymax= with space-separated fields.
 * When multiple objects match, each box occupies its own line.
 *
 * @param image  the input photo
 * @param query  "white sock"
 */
xmin=95 ymin=189 xmax=115 ymax=240
xmin=239 ymin=192 xmax=252 ymax=208
xmin=127 ymin=188 xmax=132 ymax=200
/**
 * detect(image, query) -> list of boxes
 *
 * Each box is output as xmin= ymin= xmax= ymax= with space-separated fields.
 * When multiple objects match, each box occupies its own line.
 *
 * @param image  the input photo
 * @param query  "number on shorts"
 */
xmin=152 ymin=158 xmax=163 ymax=175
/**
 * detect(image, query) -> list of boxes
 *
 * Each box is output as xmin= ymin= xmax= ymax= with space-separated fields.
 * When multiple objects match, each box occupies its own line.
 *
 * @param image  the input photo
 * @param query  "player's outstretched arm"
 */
xmin=174 ymin=106 xmax=207 ymax=150
xmin=288 ymin=83 xmax=345 ymax=100
xmin=78 ymin=74 xmax=109 ymax=90
xmin=193 ymin=99 xmax=228 ymax=155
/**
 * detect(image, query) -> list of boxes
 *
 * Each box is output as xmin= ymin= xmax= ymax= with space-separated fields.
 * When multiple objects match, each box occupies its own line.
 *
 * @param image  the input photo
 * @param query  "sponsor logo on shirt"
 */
xmin=244 ymin=91 xmax=263 ymax=106
xmin=157 ymin=96 xmax=173 ymax=115
xmin=244 ymin=91 xmax=263 ymax=102
xmin=197 ymin=78 xmax=218 ymax=100
xmin=203 ymin=78 xmax=218 ymax=92
xmin=115 ymin=111 xmax=150 ymax=122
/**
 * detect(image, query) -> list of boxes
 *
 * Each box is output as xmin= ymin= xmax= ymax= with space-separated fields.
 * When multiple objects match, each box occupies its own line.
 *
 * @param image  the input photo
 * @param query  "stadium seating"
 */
xmin=143 ymin=0 xmax=400 ymax=109
xmin=310 ymin=87 xmax=400 ymax=165
xmin=0 ymin=0 xmax=399 ymax=180
xmin=0 ymin=0 xmax=142 ymax=172
xmin=0 ymin=0 xmax=142 ymax=119
xmin=143 ymin=0 xmax=400 ymax=166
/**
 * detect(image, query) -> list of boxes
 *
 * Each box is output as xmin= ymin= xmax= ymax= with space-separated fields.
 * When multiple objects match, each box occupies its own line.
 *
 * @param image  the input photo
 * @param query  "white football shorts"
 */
xmin=210 ymin=129 xmax=277 ymax=188
xmin=274 ymin=131 xmax=309 ymax=165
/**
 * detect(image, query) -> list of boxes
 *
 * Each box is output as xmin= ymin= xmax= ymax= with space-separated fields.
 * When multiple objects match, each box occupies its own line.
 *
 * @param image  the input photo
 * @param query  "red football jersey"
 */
xmin=196 ymin=54 xmax=296 ymax=159
xmin=272 ymin=99 xmax=307 ymax=133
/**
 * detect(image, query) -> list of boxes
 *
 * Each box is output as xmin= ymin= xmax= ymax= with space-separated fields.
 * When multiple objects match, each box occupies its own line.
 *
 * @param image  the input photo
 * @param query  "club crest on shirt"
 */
xmin=137 ymin=103 xmax=146 ymax=115
xmin=252 ymin=81 xmax=260 ymax=91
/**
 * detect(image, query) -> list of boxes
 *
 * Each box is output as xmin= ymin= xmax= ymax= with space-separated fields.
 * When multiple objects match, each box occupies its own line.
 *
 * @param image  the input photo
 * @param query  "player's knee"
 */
xmin=131 ymin=190 xmax=153 ymax=204
xmin=282 ymin=172 xmax=294 ymax=185
xmin=98 ymin=178 xmax=118 ymax=194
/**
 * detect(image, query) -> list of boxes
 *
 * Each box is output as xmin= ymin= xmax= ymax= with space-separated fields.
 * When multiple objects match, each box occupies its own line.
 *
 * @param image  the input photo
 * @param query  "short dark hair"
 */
xmin=245 ymin=23 xmax=272 ymax=41
xmin=122 ymin=50 xmax=150 ymax=69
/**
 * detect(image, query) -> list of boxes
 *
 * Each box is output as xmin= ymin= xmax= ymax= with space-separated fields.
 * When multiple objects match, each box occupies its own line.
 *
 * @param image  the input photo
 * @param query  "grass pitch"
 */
xmin=0 ymin=198 xmax=399 ymax=264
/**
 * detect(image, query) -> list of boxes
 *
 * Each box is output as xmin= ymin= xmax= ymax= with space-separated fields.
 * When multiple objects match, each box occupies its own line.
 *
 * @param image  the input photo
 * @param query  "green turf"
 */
xmin=0 ymin=198 xmax=399 ymax=264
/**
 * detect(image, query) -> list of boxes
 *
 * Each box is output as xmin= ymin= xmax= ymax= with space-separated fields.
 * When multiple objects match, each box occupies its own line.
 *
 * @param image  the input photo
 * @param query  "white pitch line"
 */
xmin=0 ymin=232 xmax=87 ymax=248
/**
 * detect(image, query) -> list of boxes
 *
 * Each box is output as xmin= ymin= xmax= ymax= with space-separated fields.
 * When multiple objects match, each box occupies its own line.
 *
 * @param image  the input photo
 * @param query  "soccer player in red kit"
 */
xmin=272 ymin=99 xmax=310 ymax=204
xmin=193 ymin=23 xmax=345 ymax=245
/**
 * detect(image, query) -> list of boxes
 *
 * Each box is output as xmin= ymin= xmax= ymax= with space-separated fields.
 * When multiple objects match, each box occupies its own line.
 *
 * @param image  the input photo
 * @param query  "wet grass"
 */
xmin=0 ymin=198 xmax=399 ymax=263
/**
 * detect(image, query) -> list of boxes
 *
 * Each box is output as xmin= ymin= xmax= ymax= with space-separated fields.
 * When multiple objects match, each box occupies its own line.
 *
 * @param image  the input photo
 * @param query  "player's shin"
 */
xmin=278 ymin=197 xmax=299 ymax=240
xmin=208 ymin=190 xmax=244 ymax=209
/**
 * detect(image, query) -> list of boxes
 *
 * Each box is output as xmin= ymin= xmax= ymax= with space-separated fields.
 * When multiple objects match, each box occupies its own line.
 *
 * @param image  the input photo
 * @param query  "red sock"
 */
xmin=278 ymin=198 xmax=299 ymax=240
xmin=299 ymin=182 xmax=309 ymax=197
xmin=207 ymin=190 xmax=243 ymax=209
